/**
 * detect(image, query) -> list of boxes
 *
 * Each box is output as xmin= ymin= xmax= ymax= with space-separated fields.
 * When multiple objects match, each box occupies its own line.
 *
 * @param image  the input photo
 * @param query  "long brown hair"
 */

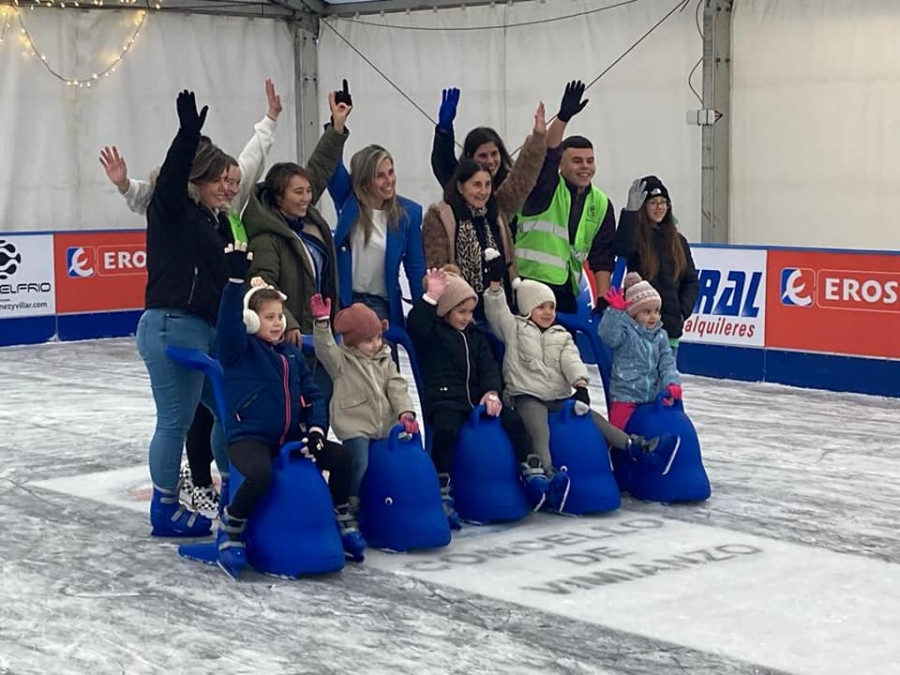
xmin=350 ymin=145 xmax=404 ymax=244
xmin=636 ymin=202 xmax=686 ymax=283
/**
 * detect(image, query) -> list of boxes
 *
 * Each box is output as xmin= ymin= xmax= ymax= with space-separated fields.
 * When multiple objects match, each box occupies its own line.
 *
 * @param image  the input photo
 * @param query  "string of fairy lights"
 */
xmin=0 ymin=1 xmax=155 ymax=88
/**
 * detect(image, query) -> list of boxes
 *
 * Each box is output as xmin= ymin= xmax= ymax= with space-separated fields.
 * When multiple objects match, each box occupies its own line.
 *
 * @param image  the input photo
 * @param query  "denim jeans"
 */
xmin=342 ymin=436 xmax=370 ymax=497
xmin=351 ymin=292 xmax=390 ymax=321
xmin=136 ymin=309 xmax=228 ymax=491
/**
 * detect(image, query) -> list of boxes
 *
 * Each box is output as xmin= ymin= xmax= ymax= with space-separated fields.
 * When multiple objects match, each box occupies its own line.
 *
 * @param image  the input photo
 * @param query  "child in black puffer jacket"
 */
xmin=407 ymin=266 xmax=534 ymax=527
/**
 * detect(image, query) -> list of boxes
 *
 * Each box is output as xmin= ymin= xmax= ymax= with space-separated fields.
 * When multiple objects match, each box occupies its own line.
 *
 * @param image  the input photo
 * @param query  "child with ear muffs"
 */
xmin=214 ymin=244 xmax=366 ymax=577
xmin=310 ymin=294 xmax=419 ymax=521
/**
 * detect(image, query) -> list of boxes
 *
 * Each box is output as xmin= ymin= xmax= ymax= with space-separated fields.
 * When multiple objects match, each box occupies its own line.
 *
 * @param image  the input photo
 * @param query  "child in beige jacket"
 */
xmin=310 ymin=294 xmax=419 ymax=510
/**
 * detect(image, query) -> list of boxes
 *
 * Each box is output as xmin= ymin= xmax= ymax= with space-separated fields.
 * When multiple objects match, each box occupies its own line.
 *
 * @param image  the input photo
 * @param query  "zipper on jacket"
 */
xmin=278 ymin=353 xmax=291 ymax=446
xmin=460 ymin=331 xmax=474 ymax=408
xmin=187 ymin=266 xmax=198 ymax=305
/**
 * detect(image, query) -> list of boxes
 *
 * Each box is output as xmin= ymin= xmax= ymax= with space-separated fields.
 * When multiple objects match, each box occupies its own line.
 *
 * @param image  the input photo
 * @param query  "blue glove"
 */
xmin=438 ymin=88 xmax=460 ymax=130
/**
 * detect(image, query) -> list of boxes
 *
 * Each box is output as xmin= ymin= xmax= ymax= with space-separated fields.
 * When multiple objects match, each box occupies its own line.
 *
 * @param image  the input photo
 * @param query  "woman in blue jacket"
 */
xmin=327 ymin=144 xmax=425 ymax=328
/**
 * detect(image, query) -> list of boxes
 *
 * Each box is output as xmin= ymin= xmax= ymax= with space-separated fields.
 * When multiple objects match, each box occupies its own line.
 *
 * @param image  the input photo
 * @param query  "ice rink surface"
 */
xmin=1 ymin=338 xmax=898 ymax=675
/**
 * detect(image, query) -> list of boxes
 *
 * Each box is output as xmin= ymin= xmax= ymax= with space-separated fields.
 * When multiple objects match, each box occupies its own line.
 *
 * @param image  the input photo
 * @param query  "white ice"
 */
xmin=1 ymin=337 xmax=899 ymax=675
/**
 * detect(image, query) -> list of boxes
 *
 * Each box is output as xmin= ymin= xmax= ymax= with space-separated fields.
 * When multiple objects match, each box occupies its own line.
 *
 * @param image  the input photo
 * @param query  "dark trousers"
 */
xmin=545 ymin=281 xmax=579 ymax=315
xmin=428 ymin=405 xmax=530 ymax=475
xmin=185 ymin=404 xmax=214 ymax=488
xmin=227 ymin=438 xmax=352 ymax=520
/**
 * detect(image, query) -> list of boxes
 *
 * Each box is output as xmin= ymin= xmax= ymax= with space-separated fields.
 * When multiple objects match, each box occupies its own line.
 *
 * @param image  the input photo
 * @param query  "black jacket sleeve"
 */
xmin=613 ymin=208 xmax=639 ymax=260
xmin=431 ymin=126 xmax=458 ymax=189
xmin=150 ymin=128 xmax=200 ymax=224
xmin=678 ymin=235 xmax=700 ymax=320
xmin=472 ymin=328 xmax=503 ymax=396
xmin=587 ymin=199 xmax=617 ymax=273
xmin=520 ymin=146 xmax=563 ymax=217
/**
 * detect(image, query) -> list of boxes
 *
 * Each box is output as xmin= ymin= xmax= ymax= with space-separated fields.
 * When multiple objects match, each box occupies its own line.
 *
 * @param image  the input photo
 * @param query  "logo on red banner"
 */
xmin=767 ymin=250 xmax=900 ymax=359
xmin=54 ymin=232 xmax=147 ymax=314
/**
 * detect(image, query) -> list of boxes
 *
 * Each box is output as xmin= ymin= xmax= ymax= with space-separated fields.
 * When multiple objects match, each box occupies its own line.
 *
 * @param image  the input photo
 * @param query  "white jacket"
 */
xmin=484 ymin=286 xmax=589 ymax=401
xmin=122 ymin=114 xmax=277 ymax=217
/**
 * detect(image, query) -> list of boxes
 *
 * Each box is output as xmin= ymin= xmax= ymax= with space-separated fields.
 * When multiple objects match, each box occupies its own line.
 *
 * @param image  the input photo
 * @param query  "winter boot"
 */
xmin=335 ymin=504 xmax=367 ymax=562
xmin=544 ymin=470 xmax=572 ymax=514
xmin=150 ymin=485 xmax=212 ymax=538
xmin=191 ymin=484 xmax=220 ymax=518
xmin=216 ymin=507 xmax=248 ymax=579
xmin=437 ymin=473 xmax=461 ymax=530
xmin=520 ymin=454 xmax=551 ymax=511
xmin=627 ymin=434 xmax=680 ymax=473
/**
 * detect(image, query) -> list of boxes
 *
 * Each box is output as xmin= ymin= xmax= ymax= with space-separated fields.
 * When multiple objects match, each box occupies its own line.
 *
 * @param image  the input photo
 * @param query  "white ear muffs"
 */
xmin=243 ymin=285 xmax=289 ymax=334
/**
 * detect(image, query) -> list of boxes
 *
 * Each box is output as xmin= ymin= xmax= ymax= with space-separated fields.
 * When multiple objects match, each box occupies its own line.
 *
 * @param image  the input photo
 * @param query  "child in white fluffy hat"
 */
xmin=599 ymin=271 xmax=682 ymax=432
xmin=483 ymin=251 xmax=662 ymax=512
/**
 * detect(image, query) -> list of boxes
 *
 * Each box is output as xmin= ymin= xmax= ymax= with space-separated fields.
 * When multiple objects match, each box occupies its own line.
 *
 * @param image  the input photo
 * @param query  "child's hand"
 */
xmin=604 ymin=286 xmax=630 ymax=311
xmin=480 ymin=391 xmax=502 ymax=417
xmin=666 ymin=384 xmax=682 ymax=400
xmin=483 ymin=247 xmax=505 ymax=284
xmin=310 ymin=293 xmax=331 ymax=321
xmin=301 ymin=428 xmax=326 ymax=462
xmin=224 ymin=243 xmax=252 ymax=281
xmin=399 ymin=412 xmax=419 ymax=435
xmin=424 ymin=268 xmax=448 ymax=302
xmin=571 ymin=385 xmax=591 ymax=416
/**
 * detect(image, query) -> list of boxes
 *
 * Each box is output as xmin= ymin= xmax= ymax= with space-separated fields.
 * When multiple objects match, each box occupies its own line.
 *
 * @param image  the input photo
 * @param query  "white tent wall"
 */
xmin=0 ymin=8 xmax=297 ymax=233
xmin=732 ymin=0 xmax=900 ymax=250
xmin=316 ymin=0 xmax=705 ymax=243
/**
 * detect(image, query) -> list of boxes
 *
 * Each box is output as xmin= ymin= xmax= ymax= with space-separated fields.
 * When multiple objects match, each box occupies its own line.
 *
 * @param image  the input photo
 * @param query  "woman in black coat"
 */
xmin=613 ymin=176 xmax=700 ymax=361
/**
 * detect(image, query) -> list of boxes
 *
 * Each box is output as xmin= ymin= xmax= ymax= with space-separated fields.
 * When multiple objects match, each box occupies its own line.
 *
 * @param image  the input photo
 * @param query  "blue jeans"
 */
xmin=342 ymin=436 xmax=370 ymax=497
xmin=136 ymin=309 xmax=228 ymax=491
xmin=351 ymin=292 xmax=390 ymax=321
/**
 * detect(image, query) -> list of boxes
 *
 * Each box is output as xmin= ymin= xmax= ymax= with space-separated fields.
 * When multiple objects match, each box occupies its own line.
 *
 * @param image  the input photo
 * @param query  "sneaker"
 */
xmin=178 ymin=464 xmax=194 ymax=506
xmin=628 ymin=434 xmax=680 ymax=473
xmin=520 ymin=455 xmax=550 ymax=511
xmin=335 ymin=504 xmax=367 ymax=562
xmin=437 ymin=473 xmax=461 ymax=530
xmin=191 ymin=485 xmax=220 ymax=518
xmin=150 ymin=486 xmax=212 ymax=538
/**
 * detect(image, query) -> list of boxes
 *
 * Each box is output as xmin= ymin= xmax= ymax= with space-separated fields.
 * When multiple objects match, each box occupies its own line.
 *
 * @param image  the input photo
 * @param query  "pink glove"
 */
xmin=604 ymin=287 xmax=631 ymax=311
xmin=399 ymin=412 xmax=419 ymax=435
xmin=666 ymin=384 xmax=682 ymax=400
xmin=309 ymin=293 xmax=331 ymax=320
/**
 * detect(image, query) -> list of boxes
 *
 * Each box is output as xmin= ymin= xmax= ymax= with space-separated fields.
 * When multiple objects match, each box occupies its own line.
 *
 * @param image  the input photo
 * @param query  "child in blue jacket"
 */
xmin=215 ymin=246 xmax=365 ymax=576
xmin=599 ymin=272 xmax=682 ymax=432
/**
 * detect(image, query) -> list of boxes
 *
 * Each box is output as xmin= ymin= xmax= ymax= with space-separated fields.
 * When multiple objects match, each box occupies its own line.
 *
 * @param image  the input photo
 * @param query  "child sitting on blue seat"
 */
xmin=483 ymin=255 xmax=664 ymax=508
xmin=309 ymin=294 xmax=419 ymax=517
xmin=407 ymin=266 xmax=537 ymax=526
xmin=599 ymin=272 xmax=681 ymax=466
xmin=215 ymin=245 xmax=366 ymax=577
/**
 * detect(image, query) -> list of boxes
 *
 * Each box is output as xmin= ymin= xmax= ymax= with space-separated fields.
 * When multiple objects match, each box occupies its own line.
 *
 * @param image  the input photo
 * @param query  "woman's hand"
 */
xmin=480 ymin=391 xmax=503 ymax=417
xmin=625 ymin=179 xmax=647 ymax=212
xmin=99 ymin=146 xmax=129 ymax=194
xmin=424 ymin=268 xmax=448 ymax=302
xmin=284 ymin=328 xmax=301 ymax=347
xmin=176 ymin=90 xmax=208 ymax=135
xmin=532 ymin=101 xmax=547 ymax=135
xmin=329 ymin=84 xmax=352 ymax=133
xmin=265 ymin=78 xmax=283 ymax=121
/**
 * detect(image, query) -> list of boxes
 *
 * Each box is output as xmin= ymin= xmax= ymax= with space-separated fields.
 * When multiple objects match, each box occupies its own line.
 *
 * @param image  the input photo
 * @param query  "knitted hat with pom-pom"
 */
xmin=623 ymin=271 xmax=661 ymax=317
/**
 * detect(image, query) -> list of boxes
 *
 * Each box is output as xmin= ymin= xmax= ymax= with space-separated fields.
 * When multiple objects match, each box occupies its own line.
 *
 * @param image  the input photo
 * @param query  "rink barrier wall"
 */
xmin=0 ymin=231 xmax=897 ymax=398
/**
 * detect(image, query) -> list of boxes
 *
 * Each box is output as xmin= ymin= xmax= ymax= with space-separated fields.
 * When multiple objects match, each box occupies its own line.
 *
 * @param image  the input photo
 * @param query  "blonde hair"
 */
xmin=350 ymin=145 xmax=405 ymax=244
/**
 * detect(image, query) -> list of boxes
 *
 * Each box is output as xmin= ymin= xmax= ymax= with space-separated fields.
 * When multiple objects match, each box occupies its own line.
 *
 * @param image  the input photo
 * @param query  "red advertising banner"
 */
xmin=766 ymin=249 xmax=900 ymax=359
xmin=53 ymin=231 xmax=147 ymax=314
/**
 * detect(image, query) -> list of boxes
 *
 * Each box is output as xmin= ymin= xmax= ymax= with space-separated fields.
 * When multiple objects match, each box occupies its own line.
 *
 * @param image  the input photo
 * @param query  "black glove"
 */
xmin=224 ymin=246 xmax=250 ymax=281
xmin=176 ymin=90 xmax=208 ymax=136
xmin=557 ymin=80 xmax=588 ymax=123
xmin=334 ymin=79 xmax=352 ymax=107
xmin=485 ymin=255 xmax=506 ymax=284
xmin=306 ymin=429 xmax=326 ymax=461
xmin=571 ymin=386 xmax=590 ymax=406
xmin=591 ymin=296 xmax=610 ymax=316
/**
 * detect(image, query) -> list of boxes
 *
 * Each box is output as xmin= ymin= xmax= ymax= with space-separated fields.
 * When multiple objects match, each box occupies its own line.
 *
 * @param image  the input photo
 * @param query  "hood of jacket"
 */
xmin=242 ymin=183 xmax=298 ymax=241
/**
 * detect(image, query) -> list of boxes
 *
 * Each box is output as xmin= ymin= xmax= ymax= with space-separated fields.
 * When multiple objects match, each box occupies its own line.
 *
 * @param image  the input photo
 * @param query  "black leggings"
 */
xmin=226 ymin=438 xmax=352 ymax=520
xmin=185 ymin=404 xmax=214 ymax=488
xmin=428 ymin=406 xmax=530 ymax=475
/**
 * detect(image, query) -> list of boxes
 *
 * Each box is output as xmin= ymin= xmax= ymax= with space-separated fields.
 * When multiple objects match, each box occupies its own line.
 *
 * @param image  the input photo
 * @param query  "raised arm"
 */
xmin=483 ymin=282 xmax=517 ymax=344
xmin=149 ymin=91 xmax=207 ymax=224
xmin=305 ymin=91 xmax=351 ymax=206
xmin=494 ymin=102 xmax=548 ymax=220
xmin=100 ymin=146 xmax=153 ymax=216
xmin=234 ymin=79 xmax=282 ymax=213
xmin=310 ymin=294 xmax=344 ymax=378
xmin=431 ymin=88 xmax=460 ymax=188
xmin=216 ymin=245 xmax=253 ymax=365
xmin=613 ymin=180 xmax=647 ymax=259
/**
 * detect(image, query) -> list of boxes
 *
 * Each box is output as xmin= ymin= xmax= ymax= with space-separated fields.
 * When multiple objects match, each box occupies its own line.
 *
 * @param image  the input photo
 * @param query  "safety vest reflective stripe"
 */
xmin=518 ymin=219 xmax=569 ymax=240
xmin=516 ymin=248 xmax=569 ymax=270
